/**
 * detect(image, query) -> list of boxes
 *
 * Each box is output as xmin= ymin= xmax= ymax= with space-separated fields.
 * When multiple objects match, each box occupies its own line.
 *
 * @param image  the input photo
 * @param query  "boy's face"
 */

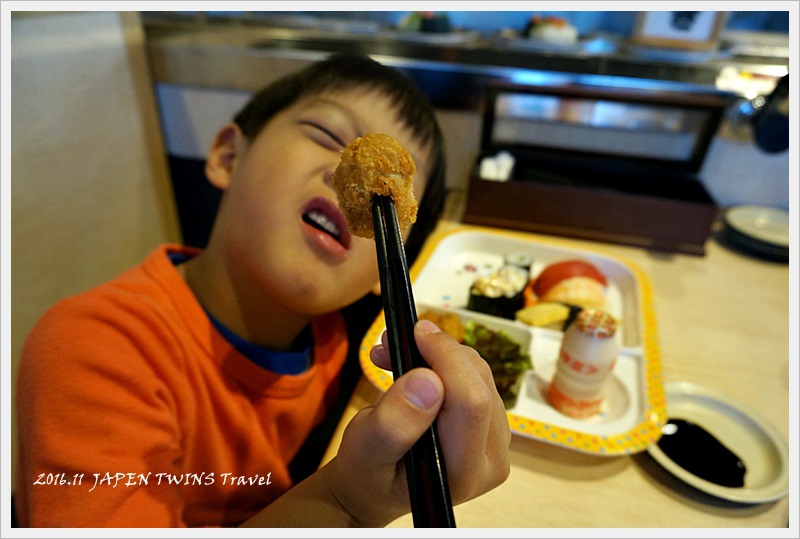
xmin=210 ymin=87 xmax=432 ymax=317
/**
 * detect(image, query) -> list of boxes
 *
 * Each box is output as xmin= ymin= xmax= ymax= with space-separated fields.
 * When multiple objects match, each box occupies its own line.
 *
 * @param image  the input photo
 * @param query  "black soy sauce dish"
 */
xmin=645 ymin=381 xmax=789 ymax=504
xmin=656 ymin=418 xmax=747 ymax=488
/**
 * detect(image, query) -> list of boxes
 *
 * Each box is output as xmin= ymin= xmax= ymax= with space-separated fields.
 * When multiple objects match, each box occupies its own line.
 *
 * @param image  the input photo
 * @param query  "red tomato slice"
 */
xmin=532 ymin=260 xmax=608 ymax=297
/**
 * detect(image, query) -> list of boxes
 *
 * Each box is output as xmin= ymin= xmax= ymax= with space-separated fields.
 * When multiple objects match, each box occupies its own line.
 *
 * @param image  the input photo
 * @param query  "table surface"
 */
xmin=320 ymin=208 xmax=792 ymax=529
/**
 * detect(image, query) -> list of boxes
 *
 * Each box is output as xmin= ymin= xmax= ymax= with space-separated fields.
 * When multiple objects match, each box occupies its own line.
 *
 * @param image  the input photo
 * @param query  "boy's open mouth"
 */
xmin=301 ymin=197 xmax=352 ymax=250
xmin=304 ymin=210 xmax=341 ymax=241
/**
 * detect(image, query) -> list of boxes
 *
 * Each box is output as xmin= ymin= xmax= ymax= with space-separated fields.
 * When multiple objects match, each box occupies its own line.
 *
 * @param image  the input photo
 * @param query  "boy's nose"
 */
xmin=323 ymin=164 xmax=336 ymax=188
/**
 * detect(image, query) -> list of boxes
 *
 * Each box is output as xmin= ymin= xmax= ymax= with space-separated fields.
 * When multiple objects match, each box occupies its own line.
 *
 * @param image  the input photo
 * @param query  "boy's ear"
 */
xmin=205 ymin=123 xmax=244 ymax=191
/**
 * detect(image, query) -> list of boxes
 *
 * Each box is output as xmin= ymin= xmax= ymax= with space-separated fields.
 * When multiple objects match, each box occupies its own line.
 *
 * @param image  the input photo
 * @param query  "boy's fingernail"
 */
xmin=369 ymin=344 xmax=388 ymax=363
xmin=416 ymin=319 xmax=441 ymax=335
xmin=404 ymin=371 xmax=441 ymax=410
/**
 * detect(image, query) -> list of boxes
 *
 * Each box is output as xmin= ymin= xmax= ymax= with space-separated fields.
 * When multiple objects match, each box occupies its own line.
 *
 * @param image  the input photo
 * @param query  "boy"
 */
xmin=15 ymin=53 xmax=510 ymax=527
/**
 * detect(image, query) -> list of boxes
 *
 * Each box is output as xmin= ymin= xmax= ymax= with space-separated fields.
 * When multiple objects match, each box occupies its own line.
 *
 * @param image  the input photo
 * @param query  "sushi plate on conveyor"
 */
xmin=359 ymin=224 xmax=666 ymax=456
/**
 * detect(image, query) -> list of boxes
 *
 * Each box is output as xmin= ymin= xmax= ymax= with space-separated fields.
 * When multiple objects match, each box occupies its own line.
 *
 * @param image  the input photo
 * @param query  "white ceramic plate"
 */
xmin=724 ymin=205 xmax=790 ymax=248
xmin=646 ymin=381 xmax=789 ymax=503
xmin=360 ymin=225 xmax=667 ymax=456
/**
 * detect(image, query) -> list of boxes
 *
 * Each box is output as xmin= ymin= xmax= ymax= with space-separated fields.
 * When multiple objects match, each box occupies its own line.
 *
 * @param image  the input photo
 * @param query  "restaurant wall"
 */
xmin=9 ymin=11 xmax=181 ymax=491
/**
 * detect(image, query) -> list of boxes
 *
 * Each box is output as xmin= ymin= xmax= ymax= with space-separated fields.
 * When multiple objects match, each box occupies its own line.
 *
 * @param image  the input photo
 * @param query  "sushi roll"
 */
xmin=503 ymin=251 xmax=534 ymax=274
xmin=467 ymin=265 xmax=528 ymax=319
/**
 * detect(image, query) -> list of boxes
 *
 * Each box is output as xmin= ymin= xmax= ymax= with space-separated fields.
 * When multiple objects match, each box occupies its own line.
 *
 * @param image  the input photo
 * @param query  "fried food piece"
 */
xmin=331 ymin=133 xmax=418 ymax=239
xmin=418 ymin=309 xmax=465 ymax=343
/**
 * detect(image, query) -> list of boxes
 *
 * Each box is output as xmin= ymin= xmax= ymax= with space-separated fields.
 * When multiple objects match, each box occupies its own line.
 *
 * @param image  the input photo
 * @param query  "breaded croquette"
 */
xmin=331 ymin=133 xmax=418 ymax=238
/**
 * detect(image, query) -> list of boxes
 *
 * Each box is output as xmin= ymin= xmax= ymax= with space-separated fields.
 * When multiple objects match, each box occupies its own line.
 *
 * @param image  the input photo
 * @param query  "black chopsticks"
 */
xmin=371 ymin=195 xmax=456 ymax=528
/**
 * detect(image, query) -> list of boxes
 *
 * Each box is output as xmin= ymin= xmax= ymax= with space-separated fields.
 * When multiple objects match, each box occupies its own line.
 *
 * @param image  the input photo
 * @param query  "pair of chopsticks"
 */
xmin=371 ymin=194 xmax=456 ymax=528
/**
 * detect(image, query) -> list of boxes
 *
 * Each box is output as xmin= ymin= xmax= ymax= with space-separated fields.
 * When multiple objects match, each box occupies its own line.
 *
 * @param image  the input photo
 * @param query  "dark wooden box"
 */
xmin=463 ymin=81 xmax=732 ymax=256
xmin=463 ymin=172 xmax=719 ymax=256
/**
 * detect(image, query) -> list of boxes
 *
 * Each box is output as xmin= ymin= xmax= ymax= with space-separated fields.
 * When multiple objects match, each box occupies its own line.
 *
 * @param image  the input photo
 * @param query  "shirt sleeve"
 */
xmin=15 ymin=297 xmax=192 ymax=527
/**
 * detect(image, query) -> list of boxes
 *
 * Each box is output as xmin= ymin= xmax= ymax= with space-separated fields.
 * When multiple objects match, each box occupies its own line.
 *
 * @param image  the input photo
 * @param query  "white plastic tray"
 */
xmin=359 ymin=225 xmax=666 ymax=456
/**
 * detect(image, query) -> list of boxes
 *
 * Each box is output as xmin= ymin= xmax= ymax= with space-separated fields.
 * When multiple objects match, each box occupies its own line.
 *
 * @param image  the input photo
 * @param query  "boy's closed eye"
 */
xmin=300 ymin=120 xmax=348 ymax=151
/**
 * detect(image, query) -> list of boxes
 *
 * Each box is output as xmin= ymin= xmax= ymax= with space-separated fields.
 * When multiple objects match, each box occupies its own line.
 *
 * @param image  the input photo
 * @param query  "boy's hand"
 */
xmin=331 ymin=319 xmax=511 ymax=526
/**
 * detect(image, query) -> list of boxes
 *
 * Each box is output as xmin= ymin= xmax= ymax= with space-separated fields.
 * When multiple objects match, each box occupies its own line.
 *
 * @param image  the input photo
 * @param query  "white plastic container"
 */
xmin=549 ymin=309 xmax=618 ymax=419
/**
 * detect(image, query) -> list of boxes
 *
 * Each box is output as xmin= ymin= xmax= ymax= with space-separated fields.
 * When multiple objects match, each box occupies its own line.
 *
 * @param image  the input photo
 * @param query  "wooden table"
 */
xmin=321 ymin=216 xmax=791 ymax=528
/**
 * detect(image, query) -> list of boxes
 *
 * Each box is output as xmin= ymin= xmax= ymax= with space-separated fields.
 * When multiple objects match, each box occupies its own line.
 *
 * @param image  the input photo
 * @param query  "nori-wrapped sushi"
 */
xmin=467 ymin=265 xmax=528 ymax=319
xmin=503 ymin=251 xmax=534 ymax=273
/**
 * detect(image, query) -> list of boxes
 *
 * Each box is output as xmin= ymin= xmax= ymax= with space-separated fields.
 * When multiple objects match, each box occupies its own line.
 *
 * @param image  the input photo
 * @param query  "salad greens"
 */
xmin=463 ymin=322 xmax=532 ymax=409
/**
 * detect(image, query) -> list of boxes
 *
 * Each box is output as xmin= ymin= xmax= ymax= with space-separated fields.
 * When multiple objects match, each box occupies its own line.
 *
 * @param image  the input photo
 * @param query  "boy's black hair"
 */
xmin=233 ymin=53 xmax=446 ymax=265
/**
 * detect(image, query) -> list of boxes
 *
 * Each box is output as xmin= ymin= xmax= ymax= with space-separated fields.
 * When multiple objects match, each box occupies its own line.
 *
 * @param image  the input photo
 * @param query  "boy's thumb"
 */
xmin=343 ymin=368 xmax=444 ymax=468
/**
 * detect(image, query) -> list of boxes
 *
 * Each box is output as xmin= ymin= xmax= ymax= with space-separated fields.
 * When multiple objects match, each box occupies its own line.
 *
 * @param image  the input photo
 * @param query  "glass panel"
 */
xmin=492 ymin=92 xmax=708 ymax=161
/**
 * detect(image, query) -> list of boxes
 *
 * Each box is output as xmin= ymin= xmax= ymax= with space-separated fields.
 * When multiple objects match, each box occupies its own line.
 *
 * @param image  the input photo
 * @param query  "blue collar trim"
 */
xmin=169 ymin=250 xmax=311 ymax=375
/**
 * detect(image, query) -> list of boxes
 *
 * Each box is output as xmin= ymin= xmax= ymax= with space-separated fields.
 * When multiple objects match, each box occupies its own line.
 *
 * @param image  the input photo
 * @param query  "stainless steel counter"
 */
xmin=143 ymin=17 xmax=787 ymax=110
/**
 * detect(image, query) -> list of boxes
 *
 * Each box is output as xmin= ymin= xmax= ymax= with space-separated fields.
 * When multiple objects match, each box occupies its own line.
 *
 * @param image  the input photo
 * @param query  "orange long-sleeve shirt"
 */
xmin=15 ymin=245 xmax=349 ymax=527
